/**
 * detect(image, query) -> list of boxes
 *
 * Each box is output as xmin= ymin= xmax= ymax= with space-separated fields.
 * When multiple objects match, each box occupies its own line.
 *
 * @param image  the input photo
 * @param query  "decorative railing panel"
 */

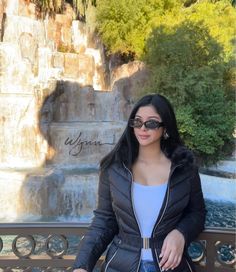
xmin=0 ymin=223 xmax=234 ymax=271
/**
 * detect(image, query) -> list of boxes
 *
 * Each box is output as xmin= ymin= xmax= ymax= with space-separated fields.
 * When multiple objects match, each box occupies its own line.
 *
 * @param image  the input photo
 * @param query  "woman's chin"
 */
xmin=137 ymin=139 xmax=152 ymax=146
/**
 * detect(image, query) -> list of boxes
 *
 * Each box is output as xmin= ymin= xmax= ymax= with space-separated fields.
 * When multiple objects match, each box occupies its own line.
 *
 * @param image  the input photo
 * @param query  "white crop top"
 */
xmin=133 ymin=181 xmax=167 ymax=260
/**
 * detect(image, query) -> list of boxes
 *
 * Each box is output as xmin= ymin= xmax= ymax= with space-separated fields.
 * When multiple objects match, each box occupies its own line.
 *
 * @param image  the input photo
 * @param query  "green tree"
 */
xmin=143 ymin=20 xmax=235 ymax=165
xmin=96 ymin=0 xmax=183 ymax=58
xmin=95 ymin=0 xmax=235 ymax=59
xmin=184 ymin=1 xmax=236 ymax=61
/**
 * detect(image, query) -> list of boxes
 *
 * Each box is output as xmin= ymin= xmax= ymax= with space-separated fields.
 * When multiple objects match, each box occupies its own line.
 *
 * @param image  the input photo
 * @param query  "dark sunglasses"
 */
xmin=129 ymin=119 xmax=164 ymax=130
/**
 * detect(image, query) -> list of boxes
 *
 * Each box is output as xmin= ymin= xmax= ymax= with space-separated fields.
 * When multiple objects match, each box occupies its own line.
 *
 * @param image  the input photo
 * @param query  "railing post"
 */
xmin=205 ymin=233 xmax=216 ymax=271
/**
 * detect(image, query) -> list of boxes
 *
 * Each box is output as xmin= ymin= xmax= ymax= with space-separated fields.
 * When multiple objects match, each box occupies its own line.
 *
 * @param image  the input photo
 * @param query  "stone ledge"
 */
xmin=200 ymin=160 xmax=236 ymax=179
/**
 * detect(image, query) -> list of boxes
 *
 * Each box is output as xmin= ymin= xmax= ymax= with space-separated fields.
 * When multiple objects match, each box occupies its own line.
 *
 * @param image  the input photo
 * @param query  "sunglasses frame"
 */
xmin=129 ymin=118 xmax=164 ymax=130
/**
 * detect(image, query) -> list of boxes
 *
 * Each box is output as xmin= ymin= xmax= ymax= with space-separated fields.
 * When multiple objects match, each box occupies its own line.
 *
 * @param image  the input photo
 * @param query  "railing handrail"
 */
xmin=0 ymin=222 xmax=90 ymax=228
xmin=0 ymin=222 xmax=234 ymax=232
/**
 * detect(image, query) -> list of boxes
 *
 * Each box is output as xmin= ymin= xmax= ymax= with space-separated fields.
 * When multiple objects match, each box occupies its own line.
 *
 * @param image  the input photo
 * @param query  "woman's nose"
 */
xmin=140 ymin=124 xmax=147 ymax=131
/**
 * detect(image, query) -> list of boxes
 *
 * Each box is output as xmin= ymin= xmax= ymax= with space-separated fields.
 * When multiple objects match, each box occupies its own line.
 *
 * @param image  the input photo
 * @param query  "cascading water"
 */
xmin=0 ymin=170 xmax=26 ymax=221
xmin=0 ymin=1 xmax=125 ymax=221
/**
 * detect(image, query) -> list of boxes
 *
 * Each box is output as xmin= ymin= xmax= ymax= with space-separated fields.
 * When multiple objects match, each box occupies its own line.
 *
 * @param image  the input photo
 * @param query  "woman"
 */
xmin=73 ymin=94 xmax=206 ymax=272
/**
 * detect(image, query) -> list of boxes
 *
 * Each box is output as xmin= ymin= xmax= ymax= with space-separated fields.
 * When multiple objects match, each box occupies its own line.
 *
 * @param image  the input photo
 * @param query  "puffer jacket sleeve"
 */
xmin=73 ymin=168 xmax=119 ymax=271
xmin=175 ymin=166 xmax=206 ymax=246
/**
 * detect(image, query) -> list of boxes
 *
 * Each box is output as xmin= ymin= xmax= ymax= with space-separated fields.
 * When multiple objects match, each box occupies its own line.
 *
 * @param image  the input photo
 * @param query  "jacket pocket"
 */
xmin=102 ymin=238 xmax=121 ymax=272
xmin=102 ymin=239 xmax=140 ymax=272
xmin=172 ymin=256 xmax=194 ymax=272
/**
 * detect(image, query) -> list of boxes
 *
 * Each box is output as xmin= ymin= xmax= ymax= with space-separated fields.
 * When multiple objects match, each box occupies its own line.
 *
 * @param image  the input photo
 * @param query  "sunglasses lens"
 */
xmin=129 ymin=119 xmax=142 ymax=128
xmin=145 ymin=120 xmax=160 ymax=129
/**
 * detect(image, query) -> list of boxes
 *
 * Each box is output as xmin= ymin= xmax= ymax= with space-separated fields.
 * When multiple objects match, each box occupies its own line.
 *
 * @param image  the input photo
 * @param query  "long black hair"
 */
xmin=100 ymin=94 xmax=183 ymax=170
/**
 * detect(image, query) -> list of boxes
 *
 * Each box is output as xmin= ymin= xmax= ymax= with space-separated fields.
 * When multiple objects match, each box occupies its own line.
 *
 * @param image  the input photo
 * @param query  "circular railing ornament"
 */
xmin=215 ymin=241 xmax=236 ymax=266
xmin=12 ymin=235 xmax=36 ymax=259
xmin=188 ymin=241 xmax=206 ymax=262
xmin=45 ymin=234 xmax=68 ymax=258
xmin=3 ymin=268 xmax=14 ymax=272
xmin=44 ymin=268 xmax=53 ymax=272
xmin=0 ymin=237 xmax=3 ymax=253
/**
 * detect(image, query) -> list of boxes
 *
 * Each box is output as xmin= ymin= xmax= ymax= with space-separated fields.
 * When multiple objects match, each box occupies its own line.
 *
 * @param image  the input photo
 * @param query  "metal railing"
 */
xmin=0 ymin=223 xmax=234 ymax=271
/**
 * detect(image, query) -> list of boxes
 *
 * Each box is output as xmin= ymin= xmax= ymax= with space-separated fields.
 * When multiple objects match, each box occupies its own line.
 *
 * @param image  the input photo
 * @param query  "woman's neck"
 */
xmin=137 ymin=143 xmax=165 ymax=163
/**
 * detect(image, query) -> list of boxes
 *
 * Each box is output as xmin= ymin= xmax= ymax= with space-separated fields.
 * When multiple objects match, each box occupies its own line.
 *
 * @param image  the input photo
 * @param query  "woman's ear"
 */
xmin=163 ymin=130 xmax=169 ymax=140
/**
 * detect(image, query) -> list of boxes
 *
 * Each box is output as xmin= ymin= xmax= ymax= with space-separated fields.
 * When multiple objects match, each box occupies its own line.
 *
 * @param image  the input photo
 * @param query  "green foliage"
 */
xmin=184 ymin=1 xmax=236 ymax=61
xmin=96 ymin=0 xmax=183 ymax=58
xmin=96 ymin=0 xmax=142 ymax=57
xmin=33 ymin=0 xmax=65 ymax=17
xmin=72 ymin=0 xmax=97 ymax=20
xmin=96 ymin=0 xmax=236 ymax=59
xmin=143 ymin=19 xmax=235 ymax=165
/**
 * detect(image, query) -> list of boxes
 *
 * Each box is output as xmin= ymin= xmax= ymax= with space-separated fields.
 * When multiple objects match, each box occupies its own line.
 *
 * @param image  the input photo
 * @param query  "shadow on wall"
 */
xmin=17 ymin=66 xmax=150 ymax=221
xmin=37 ymin=80 xmax=134 ymax=166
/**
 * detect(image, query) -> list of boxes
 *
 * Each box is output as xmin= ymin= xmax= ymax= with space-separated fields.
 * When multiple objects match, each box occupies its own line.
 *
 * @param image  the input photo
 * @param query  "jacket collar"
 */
xmin=170 ymin=145 xmax=195 ymax=169
xmin=111 ymin=145 xmax=195 ymax=177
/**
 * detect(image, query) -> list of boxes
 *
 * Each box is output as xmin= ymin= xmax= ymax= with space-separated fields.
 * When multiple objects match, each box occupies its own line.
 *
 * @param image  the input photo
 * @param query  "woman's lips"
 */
xmin=138 ymin=135 xmax=150 ymax=140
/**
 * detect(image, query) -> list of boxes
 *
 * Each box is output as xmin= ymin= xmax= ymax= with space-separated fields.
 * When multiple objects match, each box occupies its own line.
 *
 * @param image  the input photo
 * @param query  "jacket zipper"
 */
xmin=104 ymin=247 xmax=119 ymax=272
xmin=123 ymin=163 xmax=142 ymax=272
xmin=152 ymin=173 xmax=171 ymax=272
xmin=104 ymin=162 xmax=140 ymax=272
xmin=123 ymin=163 xmax=184 ymax=272
xmin=185 ymin=257 xmax=193 ymax=272
xmin=152 ymin=164 xmax=180 ymax=271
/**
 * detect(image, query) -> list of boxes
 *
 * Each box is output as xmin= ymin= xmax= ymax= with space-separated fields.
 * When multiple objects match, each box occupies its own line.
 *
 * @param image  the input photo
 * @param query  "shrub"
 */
xmin=95 ymin=0 xmax=183 ymax=58
xmin=143 ymin=19 xmax=235 ymax=165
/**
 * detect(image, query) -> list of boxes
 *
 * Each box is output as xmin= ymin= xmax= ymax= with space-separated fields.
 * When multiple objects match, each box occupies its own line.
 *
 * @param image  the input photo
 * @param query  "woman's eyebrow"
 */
xmin=135 ymin=115 xmax=161 ymax=119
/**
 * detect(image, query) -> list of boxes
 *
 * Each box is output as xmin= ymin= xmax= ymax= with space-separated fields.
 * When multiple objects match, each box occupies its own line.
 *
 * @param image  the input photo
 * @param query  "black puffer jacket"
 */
xmin=73 ymin=146 xmax=206 ymax=272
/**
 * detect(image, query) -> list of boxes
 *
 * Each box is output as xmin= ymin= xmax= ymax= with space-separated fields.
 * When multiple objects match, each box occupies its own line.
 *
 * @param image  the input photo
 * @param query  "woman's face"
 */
xmin=133 ymin=105 xmax=164 ymax=147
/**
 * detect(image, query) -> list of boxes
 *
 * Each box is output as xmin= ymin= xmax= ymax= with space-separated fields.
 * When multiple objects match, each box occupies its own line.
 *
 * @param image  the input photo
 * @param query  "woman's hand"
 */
xmin=159 ymin=229 xmax=185 ymax=271
xmin=73 ymin=269 xmax=88 ymax=272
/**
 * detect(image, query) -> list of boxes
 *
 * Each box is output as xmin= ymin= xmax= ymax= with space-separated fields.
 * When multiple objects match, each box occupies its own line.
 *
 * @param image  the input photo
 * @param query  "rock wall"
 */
xmin=0 ymin=0 xmax=149 ymax=221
